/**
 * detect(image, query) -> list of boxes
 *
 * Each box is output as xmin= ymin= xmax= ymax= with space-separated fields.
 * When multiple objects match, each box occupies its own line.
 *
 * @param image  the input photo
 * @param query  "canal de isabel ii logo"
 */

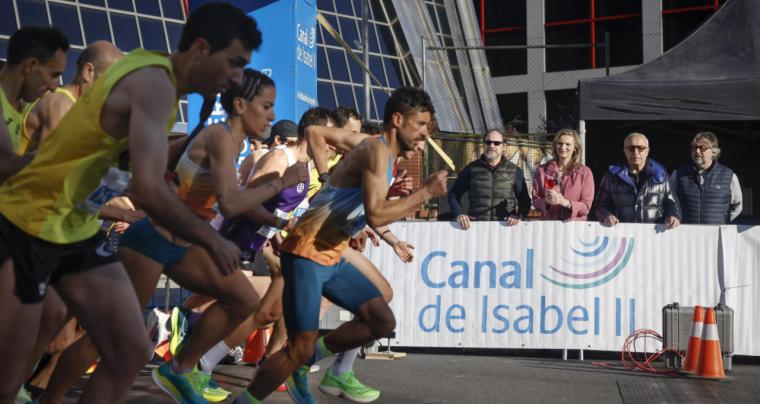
xmin=542 ymin=236 xmax=635 ymax=289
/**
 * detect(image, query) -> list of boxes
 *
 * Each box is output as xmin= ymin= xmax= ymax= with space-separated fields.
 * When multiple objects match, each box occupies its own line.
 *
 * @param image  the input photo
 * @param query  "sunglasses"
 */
xmin=691 ymin=144 xmax=712 ymax=152
xmin=625 ymin=145 xmax=648 ymax=153
xmin=484 ymin=140 xmax=503 ymax=146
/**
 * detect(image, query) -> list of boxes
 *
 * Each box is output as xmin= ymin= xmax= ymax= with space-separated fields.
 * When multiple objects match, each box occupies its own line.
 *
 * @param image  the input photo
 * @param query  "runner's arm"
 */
xmin=305 ymin=125 xmax=369 ymax=176
xmin=242 ymin=150 xmax=288 ymax=227
xmin=37 ymin=92 xmax=74 ymax=144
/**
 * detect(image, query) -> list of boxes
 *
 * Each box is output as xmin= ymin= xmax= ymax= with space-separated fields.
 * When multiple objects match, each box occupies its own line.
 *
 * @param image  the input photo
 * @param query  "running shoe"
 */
xmin=318 ymin=368 xmax=380 ymax=403
xmin=169 ymin=307 xmax=191 ymax=356
xmin=203 ymin=377 xmax=231 ymax=402
xmin=151 ymin=361 xmax=206 ymax=404
xmin=285 ymin=365 xmax=316 ymax=404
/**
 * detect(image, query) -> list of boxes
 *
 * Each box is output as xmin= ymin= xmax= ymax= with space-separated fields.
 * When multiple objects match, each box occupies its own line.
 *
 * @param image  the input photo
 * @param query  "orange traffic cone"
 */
xmin=682 ymin=305 xmax=704 ymax=372
xmin=243 ymin=327 xmax=270 ymax=364
xmin=695 ymin=308 xmax=725 ymax=380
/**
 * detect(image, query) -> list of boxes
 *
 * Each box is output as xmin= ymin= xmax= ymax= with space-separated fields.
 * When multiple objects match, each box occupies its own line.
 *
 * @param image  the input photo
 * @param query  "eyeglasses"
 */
xmin=484 ymin=140 xmax=503 ymax=146
xmin=625 ymin=145 xmax=648 ymax=153
xmin=691 ymin=144 xmax=712 ymax=152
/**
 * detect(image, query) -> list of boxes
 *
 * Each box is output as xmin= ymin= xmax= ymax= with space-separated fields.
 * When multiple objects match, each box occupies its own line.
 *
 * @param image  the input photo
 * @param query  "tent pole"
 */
xmin=579 ymin=120 xmax=586 ymax=165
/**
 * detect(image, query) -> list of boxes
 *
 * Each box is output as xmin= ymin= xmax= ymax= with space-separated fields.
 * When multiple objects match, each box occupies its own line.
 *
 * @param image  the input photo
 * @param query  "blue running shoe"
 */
xmin=285 ymin=365 xmax=316 ymax=404
xmin=152 ymin=361 xmax=207 ymax=404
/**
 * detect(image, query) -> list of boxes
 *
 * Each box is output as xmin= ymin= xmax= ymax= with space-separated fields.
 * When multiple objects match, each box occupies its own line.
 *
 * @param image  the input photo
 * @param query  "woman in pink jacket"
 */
xmin=532 ymin=128 xmax=595 ymax=221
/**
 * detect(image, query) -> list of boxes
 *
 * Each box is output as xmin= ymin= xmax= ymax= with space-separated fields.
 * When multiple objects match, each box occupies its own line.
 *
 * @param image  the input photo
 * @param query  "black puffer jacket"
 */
xmin=595 ymin=159 xmax=681 ymax=223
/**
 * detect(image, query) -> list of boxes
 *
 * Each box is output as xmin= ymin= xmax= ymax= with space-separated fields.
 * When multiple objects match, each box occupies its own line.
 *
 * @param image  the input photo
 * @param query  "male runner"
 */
xmin=0 ymin=4 xmax=260 ymax=403
xmin=234 ymin=86 xmax=447 ymax=403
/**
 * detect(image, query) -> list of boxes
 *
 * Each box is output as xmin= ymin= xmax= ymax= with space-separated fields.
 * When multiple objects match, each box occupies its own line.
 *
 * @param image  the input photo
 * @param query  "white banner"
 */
xmin=365 ymin=221 xmax=759 ymax=355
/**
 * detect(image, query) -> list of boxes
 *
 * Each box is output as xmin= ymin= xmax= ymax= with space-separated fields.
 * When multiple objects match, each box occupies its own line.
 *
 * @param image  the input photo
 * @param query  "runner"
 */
xmin=0 ymin=4 xmax=262 ymax=403
xmin=233 ymin=86 xmax=448 ymax=403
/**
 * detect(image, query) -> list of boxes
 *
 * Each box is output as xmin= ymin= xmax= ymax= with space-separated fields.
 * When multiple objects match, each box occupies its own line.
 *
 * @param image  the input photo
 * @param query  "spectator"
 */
xmin=671 ymin=132 xmax=742 ymax=224
xmin=595 ymin=132 xmax=680 ymax=228
xmin=448 ymin=129 xmax=531 ymax=229
xmin=532 ymin=128 xmax=594 ymax=221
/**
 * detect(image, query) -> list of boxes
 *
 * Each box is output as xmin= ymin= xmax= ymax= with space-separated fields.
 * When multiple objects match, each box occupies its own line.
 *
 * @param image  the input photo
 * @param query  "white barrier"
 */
xmin=365 ymin=221 xmax=759 ymax=355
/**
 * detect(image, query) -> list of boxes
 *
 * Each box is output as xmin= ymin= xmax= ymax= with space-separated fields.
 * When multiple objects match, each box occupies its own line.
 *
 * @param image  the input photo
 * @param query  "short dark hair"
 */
xmin=361 ymin=121 xmax=383 ymax=135
xmin=298 ymin=107 xmax=335 ymax=139
xmin=179 ymin=3 xmax=262 ymax=53
xmin=220 ymin=68 xmax=275 ymax=115
xmin=382 ymin=87 xmax=434 ymax=128
xmin=333 ymin=106 xmax=362 ymax=128
xmin=7 ymin=27 xmax=69 ymax=66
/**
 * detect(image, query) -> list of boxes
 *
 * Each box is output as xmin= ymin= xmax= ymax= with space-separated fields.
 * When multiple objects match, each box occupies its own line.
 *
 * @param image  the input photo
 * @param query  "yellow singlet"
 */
xmin=18 ymin=87 xmax=77 ymax=155
xmin=0 ymin=49 xmax=177 ymax=244
xmin=1 ymin=86 xmax=24 ymax=154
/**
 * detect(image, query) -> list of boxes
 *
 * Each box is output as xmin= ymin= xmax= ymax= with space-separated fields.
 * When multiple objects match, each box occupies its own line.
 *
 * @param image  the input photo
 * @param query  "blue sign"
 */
xmin=187 ymin=0 xmax=318 ymax=136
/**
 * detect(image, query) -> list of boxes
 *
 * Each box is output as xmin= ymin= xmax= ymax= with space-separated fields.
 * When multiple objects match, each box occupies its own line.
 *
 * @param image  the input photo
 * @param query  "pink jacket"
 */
xmin=532 ymin=161 xmax=594 ymax=221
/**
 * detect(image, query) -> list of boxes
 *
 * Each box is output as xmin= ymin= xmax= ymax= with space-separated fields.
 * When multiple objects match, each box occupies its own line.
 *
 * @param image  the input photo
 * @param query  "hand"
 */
xmin=424 ymin=170 xmax=448 ymax=198
xmin=602 ymin=214 xmax=619 ymax=227
xmin=546 ymin=189 xmax=557 ymax=205
xmin=364 ymin=227 xmax=381 ymax=247
xmin=113 ymin=221 xmax=130 ymax=234
xmin=208 ymin=237 xmax=240 ymax=275
xmin=269 ymin=233 xmax=285 ymax=257
xmin=349 ymin=231 xmax=368 ymax=252
xmin=505 ymin=215 xmax=520 ymax=226
xmin=281 ymin=161 xmax=310 ymax=188
xmin=283 ymin=217 xmax=299 ymax=232
xmin=392 ymin=240 xmax=415 ymax=263
xmin=388 ymin=169 xmax=413 ymax=197
xmin=665 ymin=216 xmax=680 ymax=230
xmin=456 ymin=214 xmax=473 ymax=230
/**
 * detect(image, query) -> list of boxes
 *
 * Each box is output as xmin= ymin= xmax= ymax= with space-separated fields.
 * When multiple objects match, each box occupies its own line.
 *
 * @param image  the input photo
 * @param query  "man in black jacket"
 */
xmin=448 ymin=129 xmax=531 ymax=230
xmin=671 ymin=132 xmax=742 ymax=224
xmin=595 ymin=132 xmax=680 ymax=228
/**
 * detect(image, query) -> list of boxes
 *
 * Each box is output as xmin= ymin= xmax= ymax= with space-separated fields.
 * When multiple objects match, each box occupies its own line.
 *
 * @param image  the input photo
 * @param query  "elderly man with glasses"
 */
xmin=670 ymin=132 xmax=742 ymax=224
xmin=448 ymin=129 xmax=531 ymax=230
xmin=595 ymin=132 xmax=680 ymax=228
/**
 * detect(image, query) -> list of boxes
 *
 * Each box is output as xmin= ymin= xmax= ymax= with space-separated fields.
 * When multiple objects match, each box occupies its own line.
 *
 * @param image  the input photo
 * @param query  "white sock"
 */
xmin=199 ymin=340 xmax=232 ymax=375
xmin=330 ymin=347 xmax=360 ymax=376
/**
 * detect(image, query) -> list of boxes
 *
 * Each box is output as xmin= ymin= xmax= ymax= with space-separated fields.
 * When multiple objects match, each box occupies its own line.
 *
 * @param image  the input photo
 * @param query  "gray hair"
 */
xmin=692 ymin=131 xmax=721 ymax=159
xmin=624 ymin=132 xmax=649 ymax=147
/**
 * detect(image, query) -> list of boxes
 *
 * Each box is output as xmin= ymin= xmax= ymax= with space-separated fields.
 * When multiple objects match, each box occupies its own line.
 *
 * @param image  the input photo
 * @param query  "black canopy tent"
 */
xmin=577 ymin=0 xmax=760 ymax=221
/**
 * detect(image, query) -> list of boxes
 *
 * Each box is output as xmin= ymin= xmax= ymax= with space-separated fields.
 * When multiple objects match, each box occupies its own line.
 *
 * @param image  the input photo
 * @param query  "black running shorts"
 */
xmin=0 ymin=215 xmax=119 ymax=304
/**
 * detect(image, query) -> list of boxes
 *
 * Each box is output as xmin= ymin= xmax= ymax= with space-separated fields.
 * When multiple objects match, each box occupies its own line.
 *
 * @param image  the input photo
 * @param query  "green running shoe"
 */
xmin=203 ymin=377 xmax=231 ymax=402
xmin=318 ymin=368 xmax=380 ymax=403
xmin=169 ymin=307 xmax=190 ymax=356
xmin=151 ymin=361 xmax=207 ymax=404
xmin=285 ymin=365 xmax=316 ymax=404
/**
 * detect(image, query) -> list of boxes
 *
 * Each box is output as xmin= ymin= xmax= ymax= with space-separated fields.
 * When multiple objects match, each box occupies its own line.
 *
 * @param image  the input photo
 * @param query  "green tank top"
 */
xmin=0 ymin=49 xmax=177 ymax=243
xmin=1 ymin=85 xmax=25 ymax=154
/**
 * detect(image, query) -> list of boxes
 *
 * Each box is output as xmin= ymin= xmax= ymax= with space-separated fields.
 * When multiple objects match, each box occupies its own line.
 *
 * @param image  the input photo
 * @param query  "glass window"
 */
xmin=166 ymin=22 xmax=183 ymax=51
xmin=545 ymin=0 xmax=589 ymax=23
xmin=369 ymin=55 xmax=386 ymax=86
xmin=139 ymin=18 xmax=166 ymax=51
xmin=79 ymin=0 xmax=105 ymax=6
xmin=62 ymin=48 xmax=81 ymax=84
xmin=317 ymin=46 xmax=330 ymax=79
xmin=334 ymin=83 xmax=356 ymax=109
xmin=545 ymin=24 xmax=591 ymax=72
xmin=426 ymin=3 xmax=439 ymax=32
xmin=326 ymin=48 xmax=350 ymax=82
xmin=596 ymin=18 xmax=642 ymax=67
xmin=136 ymin=0 xmax=161 ymax=16
xmin=338 ymin=16 xmax=360 ymax=50
xmin=1 ymin=0 xmax=17 ymax=35
xmin=320 ymin=14 xmax=340 ymax=47
xmin=81 ymin=8 xmax=111 ymax=43
xmin=371 ymin=88 xmax=389 ymax=118
xmin=317 ymin=0 xmax=334 ymax=13
xmin=334 ymin=0 xmax=354 ymax=16
xmin=383 ymin=58 xmax=402 ymax=88
xmin=496 ymin=92 xmax=528 ymax=133
xmin=545 ymin=89 xmax=578 ymax=133
xmin=376 ymin=25 xmax=393 ymax=55
xmin=108 ymin=0 xmax=133 ymax=12
xmin=353 ymin=85 xmax=365 ymax=116
xmin=346 ymin=52 xmax=363 ymax=83
xmin=595 ymin=0 xmax=641 ymax=17
xmin=479 ymin=0 xmax=525 ymax=29
xmin=17 ymin=0 xmax=49 ymax=27
xmin=663 ymin=10 xmax=714 ymax=51
xmin=49 ymin=3 xmax=83 ymax=46
xmin=111 ymin=13 xmax=140 ymax=52
xmin=162 ymin=0 xmax=185 ymax=20
xmin=317 ymin=81 xmax=337 ymax=110
xmin=485 ymin=30 xmax=527 ymax=77
xmin=367 ymin=23 xmax=380 ymax=53
xmin=664 ymin=0 xmax=717 ymax=8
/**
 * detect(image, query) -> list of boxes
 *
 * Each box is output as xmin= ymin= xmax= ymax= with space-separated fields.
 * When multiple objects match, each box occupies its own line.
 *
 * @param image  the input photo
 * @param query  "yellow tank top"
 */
xmin=18 ymin=87 xmax=77 ymax=155
xmin=1 ymin=86 xmax=25 ymax=154
xmin=0 ymin=49 xmax=177 ymax=243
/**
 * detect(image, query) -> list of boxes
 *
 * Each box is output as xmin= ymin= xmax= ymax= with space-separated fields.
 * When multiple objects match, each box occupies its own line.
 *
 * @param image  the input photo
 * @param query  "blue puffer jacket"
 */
xmin=595 ymin=159 xmax=681 ymax=223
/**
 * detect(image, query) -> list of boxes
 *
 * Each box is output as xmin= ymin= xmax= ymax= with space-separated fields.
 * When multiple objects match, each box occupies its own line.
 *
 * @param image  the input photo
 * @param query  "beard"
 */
xmin=484 ymin=150 xmax=500 ymax=162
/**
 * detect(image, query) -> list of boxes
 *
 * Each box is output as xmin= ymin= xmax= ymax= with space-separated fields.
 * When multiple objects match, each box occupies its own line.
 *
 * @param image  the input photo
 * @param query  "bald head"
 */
xmin=75 ymin=41 xmax=122 ymax=84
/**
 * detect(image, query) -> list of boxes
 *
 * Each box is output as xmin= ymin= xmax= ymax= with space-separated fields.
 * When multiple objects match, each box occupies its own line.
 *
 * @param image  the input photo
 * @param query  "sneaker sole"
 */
xmin=317 ymin=384 xmax=380 ymax=403
xmin=151 ymin=367 xmax=185 ymax=404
